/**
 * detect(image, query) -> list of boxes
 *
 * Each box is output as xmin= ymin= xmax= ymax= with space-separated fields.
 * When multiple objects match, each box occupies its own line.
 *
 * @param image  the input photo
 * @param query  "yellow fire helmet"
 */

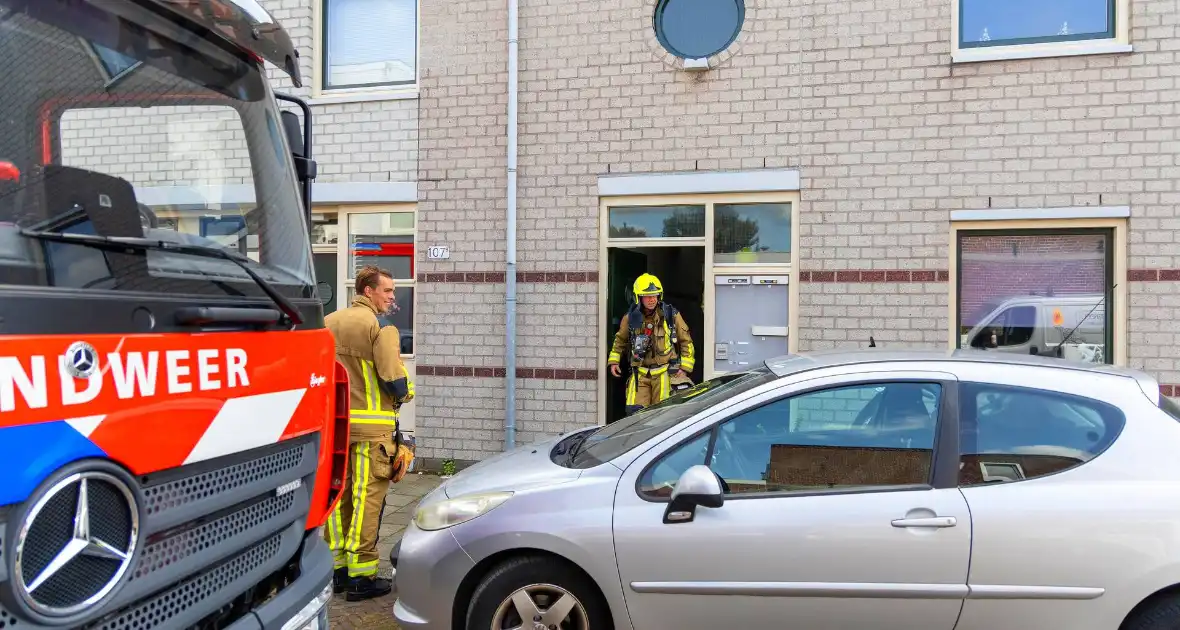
xmin=633 ymin=273 xmax=664 ymax=303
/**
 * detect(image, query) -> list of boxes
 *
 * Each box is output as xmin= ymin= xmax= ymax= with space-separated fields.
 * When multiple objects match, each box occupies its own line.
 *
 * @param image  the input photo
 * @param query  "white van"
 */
xmin=962 ymin=294 xmax=1106 ymax=363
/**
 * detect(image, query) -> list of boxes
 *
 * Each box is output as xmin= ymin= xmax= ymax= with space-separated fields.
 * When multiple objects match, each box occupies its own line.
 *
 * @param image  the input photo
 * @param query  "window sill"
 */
xmin=952 ymin=40 xmax=1132 ymax=64
xmin=309 ymin=88 xmax=419 ymax=106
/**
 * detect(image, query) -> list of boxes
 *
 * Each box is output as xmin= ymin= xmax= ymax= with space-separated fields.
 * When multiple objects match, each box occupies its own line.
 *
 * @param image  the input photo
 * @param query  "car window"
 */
xmin=569 ymin=366 xmax=777 ymax=468
xmin=1160 ymin=394 xmax=1180 ymax=423
xmin=638 ymin=382 xmax=943 ymax=498
xmin=972 ymin=305 xmax=1036 ymax=348
xmin=958 ymin=382 xmax=1126 ymax=486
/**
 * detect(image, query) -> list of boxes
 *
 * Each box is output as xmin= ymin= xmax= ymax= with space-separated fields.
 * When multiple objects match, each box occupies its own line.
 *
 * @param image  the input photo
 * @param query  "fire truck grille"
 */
xmin=131 ymin=491 xmax=296 ymax=582
xmin=84 ymin=533 xmax=283 ymax=630
xmin=142 ymin=445 xmax=304 ymax=516
xmin=0 ymin=436 xmax=319 ymax=629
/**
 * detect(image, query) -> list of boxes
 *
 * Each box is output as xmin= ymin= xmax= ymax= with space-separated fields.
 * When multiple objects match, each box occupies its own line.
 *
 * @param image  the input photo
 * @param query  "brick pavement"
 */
xmin=326 ymin=472 xmax=445 ymax=630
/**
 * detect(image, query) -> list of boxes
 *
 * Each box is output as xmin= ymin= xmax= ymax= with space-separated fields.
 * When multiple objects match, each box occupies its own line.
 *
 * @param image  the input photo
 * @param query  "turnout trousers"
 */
xmin=625 ymin=364 xmax=671 ymax=415
xmin=323 ymin=436 xmax=397 ymax=578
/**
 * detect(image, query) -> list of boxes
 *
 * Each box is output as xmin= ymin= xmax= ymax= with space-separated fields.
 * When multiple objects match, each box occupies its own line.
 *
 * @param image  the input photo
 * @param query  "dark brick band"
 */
xmin=1129 ymin=269 xmax=1180 ymax=282
xmin=416 ymin=365 xmax=598 ymax=380
xmin=801 ymin=270 xmax=950 ymax=283
xmin=416 ymin=366 xmax=1175 ymax=394
xmin=417 ymin=365 xmax=506 ymax=378
xmin=417 ymin=271 xmax=599 ymax=283
xmin=418 ymin=268 xmax=1180 ymax=284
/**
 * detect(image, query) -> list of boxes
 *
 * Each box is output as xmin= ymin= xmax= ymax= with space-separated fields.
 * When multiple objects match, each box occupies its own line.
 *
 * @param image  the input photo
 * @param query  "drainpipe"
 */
xmin=504 ymin=0 xmax=519 ymax=450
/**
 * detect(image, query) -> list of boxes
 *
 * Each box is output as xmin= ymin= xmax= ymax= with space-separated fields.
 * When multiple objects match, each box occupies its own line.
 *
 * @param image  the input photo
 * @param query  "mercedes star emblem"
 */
xmin=63 ymin=341 xmax=99 ymax=379
xmin=14 ymin=471 xmax=139 ymax=618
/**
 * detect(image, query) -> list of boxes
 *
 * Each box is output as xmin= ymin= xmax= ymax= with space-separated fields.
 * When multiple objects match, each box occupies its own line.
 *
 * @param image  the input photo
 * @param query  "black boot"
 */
xmin=346 ymin=575 xmax=393 ymax=602
xmin=332 ymin=567 xmax=348 ymax=594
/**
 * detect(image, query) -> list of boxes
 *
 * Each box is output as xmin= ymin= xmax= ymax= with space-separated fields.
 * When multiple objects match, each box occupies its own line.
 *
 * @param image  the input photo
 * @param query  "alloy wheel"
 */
xmin=490 ymin=582 xmax=590 ymax=630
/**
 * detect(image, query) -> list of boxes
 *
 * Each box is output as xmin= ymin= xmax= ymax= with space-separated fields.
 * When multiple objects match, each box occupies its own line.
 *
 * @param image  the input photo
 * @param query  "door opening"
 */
xmin=313 ymin=252 xmax=338 ymax=316
xmin=605 ymin=245 xmax=705 ymax=424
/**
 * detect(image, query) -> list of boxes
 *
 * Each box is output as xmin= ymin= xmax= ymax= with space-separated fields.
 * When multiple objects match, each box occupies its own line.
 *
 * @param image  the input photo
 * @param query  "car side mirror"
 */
xmin=663 ymin=464 xmax=724 ymax=524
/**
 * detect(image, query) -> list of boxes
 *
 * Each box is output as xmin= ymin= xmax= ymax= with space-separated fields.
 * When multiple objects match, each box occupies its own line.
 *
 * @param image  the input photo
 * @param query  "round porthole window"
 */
xmin=653 ymin=0 xmax=746 ymax=60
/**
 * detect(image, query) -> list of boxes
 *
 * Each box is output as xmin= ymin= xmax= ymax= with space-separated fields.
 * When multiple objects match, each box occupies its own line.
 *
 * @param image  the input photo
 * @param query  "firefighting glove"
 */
xmin=390 ymin=443 xmax=415 ymax=484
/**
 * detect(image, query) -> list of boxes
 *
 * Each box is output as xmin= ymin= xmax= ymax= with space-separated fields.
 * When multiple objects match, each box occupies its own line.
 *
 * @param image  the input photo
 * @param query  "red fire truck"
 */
xmin=0 ymin=1 xmax=347 ymax=628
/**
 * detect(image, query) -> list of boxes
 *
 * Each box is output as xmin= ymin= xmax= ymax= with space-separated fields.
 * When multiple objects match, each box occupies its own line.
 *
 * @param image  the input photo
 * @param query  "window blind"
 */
xmin=324 ymin=0 xmax=417 ymax=87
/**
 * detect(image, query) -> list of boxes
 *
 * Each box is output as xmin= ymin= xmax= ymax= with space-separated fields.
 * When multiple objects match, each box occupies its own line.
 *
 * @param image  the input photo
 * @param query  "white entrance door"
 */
xmin=336 ymin=204 xmax=418 ymax=434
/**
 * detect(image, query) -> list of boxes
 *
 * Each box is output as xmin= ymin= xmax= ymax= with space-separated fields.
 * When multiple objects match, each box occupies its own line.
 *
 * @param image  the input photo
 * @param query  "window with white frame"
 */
xmin=322 ymin=0 xmax=417 ymax=90
xmin=345 ymin=210 xmax=415 ymax=355
xmin=957 ymin=0 xmax=1122 ymax=58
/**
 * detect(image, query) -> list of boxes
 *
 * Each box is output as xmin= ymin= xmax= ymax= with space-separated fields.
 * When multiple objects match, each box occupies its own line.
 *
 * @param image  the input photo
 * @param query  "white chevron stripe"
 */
xmin=183 ymin=389 xmax=308 ymax=465
xmin=66 ymin=415 xmax=106 ymax=438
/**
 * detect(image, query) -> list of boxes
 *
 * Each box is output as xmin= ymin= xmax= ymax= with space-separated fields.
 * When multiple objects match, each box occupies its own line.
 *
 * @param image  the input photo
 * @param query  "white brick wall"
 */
xmin=799 ymin=282 xmax=948 ymax=350
xmin=415 ymin=0 xmax=1180 ymax=461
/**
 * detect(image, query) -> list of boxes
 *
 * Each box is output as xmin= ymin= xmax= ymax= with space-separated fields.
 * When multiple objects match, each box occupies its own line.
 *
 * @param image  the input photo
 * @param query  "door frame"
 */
xmin=604 ymin=243 xmax=708 ymax=425
xmin=335 ymin=202 xmax=419 ymax=432
xmin=597 ymin=192 xmax=802 ymax=427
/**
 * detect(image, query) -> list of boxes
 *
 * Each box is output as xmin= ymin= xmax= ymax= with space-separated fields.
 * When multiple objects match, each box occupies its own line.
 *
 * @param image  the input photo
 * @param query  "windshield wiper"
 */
xmin=20 ymin=229 xmax=303 ymax=326
xmin=565 ymin=429 xmax=595 ymax=463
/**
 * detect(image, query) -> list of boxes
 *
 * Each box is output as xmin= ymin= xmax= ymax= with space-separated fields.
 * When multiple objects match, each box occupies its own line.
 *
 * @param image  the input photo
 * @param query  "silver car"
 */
xmin=392 ymin=349 xmax=1180 ymax=630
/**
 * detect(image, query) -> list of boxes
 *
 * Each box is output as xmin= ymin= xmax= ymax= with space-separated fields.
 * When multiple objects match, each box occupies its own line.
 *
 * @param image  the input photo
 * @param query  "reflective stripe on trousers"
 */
xmin=323 ymin=441 xmax=390 ymax=577
xmin=625 ymin=364 xmax=671 ymax=412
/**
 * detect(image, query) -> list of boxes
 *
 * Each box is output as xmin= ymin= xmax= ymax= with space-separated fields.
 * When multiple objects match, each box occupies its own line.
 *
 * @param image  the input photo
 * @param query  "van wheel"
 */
xmin=466 ymin=555 xmax=611 ymax=630
xmin=1125 ymin=594 xmax=1180 ymax=630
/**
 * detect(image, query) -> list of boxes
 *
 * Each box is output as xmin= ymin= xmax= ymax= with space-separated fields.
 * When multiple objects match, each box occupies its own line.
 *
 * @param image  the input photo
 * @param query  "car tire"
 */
xmin=1125 ymin=595 xmax=1180 ymax=630
xmin=465 ymin=554 xmax=612 ymax=630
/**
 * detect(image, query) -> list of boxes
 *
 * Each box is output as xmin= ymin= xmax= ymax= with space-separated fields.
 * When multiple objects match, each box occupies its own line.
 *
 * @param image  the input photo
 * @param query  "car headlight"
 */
xmin=414 ymin=491 xmax=513 ymax=531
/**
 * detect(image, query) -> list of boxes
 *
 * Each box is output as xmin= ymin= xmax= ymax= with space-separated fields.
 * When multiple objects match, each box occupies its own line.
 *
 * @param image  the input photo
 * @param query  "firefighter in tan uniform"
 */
xmin=323 ymin=266 xmax=416 ymax=601
xmin=608 ymin=273 xmax=695 ymax=415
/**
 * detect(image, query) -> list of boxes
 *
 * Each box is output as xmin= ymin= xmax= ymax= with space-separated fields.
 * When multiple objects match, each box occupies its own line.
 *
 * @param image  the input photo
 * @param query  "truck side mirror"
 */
xmin=280 ymin=109 xmax=317 ymax=184
xmin=1029 ymin=345 xmax=1039 ymax=356
xmin=275 ymin=93 xmax=317 ymax=219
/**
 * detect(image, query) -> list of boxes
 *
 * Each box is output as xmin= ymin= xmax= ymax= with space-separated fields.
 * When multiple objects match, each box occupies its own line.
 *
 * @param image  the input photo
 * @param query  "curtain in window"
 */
xmin=325 ymin=0 xmax=417 ymax=87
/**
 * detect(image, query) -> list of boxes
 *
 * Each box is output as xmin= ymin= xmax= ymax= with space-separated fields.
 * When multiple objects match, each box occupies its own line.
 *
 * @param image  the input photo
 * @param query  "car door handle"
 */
xmin=891 ymin=516 xmax=957 ymax=528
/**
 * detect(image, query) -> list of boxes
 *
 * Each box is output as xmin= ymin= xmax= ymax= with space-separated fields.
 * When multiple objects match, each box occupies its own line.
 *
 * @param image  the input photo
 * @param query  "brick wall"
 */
xmin=412 ymin=0 xmax=510 ymax=463
xmin=413 ymin=0 xmax=1180 ymax=461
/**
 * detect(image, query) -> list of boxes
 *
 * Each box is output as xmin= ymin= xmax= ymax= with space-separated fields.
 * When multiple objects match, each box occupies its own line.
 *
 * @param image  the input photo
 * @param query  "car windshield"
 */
xmin=569 ymin=366 xmax=778 ymax=468
xmin=0 ymin=1 xmax=313 ymax=298
xmin=1161 ymin=394 xmax=1180 ymax=423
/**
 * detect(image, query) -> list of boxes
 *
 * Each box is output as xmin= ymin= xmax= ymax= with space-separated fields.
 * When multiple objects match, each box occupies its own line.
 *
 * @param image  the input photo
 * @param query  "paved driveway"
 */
xmin=327 ymin=472 xmax=443 ymax=629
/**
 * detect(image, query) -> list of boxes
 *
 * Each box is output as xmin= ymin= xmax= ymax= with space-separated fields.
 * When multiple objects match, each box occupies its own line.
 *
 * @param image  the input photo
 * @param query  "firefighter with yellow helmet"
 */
xmin=608 ymin=273 xmax=696 ymax=414
xmin=322 ymin=265 xmax=416 ymax=601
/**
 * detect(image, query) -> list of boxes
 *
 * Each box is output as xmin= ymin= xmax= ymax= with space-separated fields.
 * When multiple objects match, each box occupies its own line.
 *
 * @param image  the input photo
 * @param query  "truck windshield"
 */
xmin=0 ymin=2 xmax=313 ymax=299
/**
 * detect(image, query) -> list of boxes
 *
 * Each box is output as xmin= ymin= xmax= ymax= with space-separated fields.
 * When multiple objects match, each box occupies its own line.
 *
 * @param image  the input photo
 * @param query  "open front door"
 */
xmin=606 ymin=248 xmax=649 ymax=424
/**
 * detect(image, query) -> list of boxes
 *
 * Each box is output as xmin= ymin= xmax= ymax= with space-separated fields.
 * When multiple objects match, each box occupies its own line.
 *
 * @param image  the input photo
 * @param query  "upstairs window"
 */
xmin=955 ymin=0 xmax=1128 ymax=63
xmin=323 ymin=0 xmax=418 ymax=90
xmin=961 ymin=0 xmax=1115 ymax=48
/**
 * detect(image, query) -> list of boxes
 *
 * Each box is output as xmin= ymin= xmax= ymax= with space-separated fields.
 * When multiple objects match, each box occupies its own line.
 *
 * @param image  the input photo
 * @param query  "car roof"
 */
xmin=763 ymin=348 xmax=1158 ymax=398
